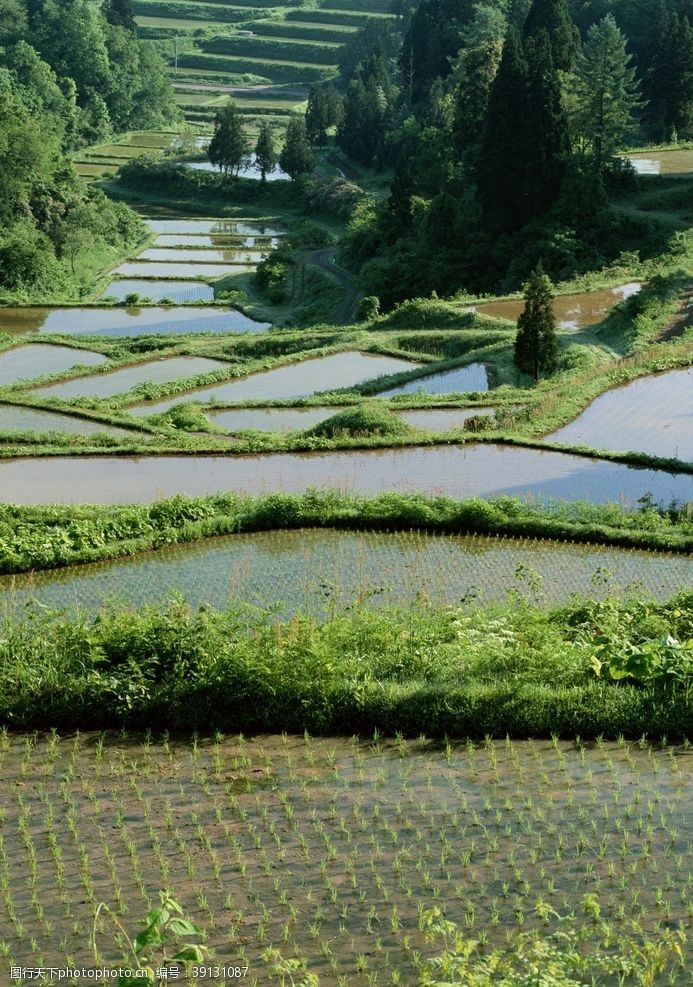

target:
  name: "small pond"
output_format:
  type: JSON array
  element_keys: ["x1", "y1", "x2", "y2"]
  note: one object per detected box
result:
[
  {"x1": 0, "y1": 405, "x2": 135, "y2": 438},
  {"x1": 0, "y1": 344, "x2": 106, "y2": 387},
  {"x1": 139, "y1": 248, "x2": 267, "y2": 264},
  {"x1": 111, "y1": 262, "x2": 254, "y2": 278},
  {"x1": 31, "y1": 356, "x2": 228, "y2": 400},
  {"x1": 466, "y1": 284, "x2": 642, "y2": 330},
  {"x1": 0, "y1": 306, "x2": 270, "y2": 337},
  {"x1": 129, "y1": 352, "x2": 423, "y2": 415},
  {"x1": 547, "y1": 368, "x2": 693, "y2": 462},
  {"x1": 184, "y1": 155, "x2": 291, "y2": 181},
  {"x1": 2, "y1": 529, "x2": 689, "y2": 616},
  {"x1": 0, "y1": 445, "x2": 689, "y2": 505},
  {"x1": 379, "y1": 363, "x2": 489, "y2": 396},
  {"x1": 101, "y1": 280, "x2": 214, "y2": 302}
]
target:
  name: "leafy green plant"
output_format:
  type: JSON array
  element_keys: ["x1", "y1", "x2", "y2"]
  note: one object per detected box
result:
[
  {"x1": 92, "y1": 890, "x2": 206, "y2": 986},
  {"x1": 590, "y1": 632, "x2": 693, "y2": 692}
]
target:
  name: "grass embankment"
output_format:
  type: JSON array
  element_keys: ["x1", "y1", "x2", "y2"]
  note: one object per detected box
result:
[
  {"x1": 0, "y1": 588, "x2": 690, "y2": 736},
  {"x1": 1, "y1": 490, "x2": 691, "y2": 575}
]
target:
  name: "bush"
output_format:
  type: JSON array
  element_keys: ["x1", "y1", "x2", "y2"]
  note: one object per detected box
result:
[
  {"x1": 358, "y1": 295, "x2": 380, "y2": 321},
  {"x1": 304, "y1": 405, "x2": 412, "y2": 438}
]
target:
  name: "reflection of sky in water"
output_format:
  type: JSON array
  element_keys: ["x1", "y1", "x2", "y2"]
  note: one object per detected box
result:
[
  {"x1": 0, "y1": 445, "x2": 690, "y2": 505},
  {"x1": 0, "y1": 344, "x2": 106, "y2": 386},
  {"x1": 101, "y1": 280, "x2": 214, "y2": 302},
  {"x1": 2, "y1": 529, "x2": 690, "y2": 617},
  {"x1": 379, "y1": 364, "x2": 488, "y2": 396},
  {"x1": 184, "y1": 155, "x2": 290, "y2": 181}
]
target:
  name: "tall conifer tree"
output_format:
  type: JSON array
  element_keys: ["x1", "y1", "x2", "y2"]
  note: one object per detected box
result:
[
  {"x1": 514, "y1": 266, "x2": 558, "y2": 381},
  {"x1": 522, "y1": 0, "x2": 578, "y2": 70}
]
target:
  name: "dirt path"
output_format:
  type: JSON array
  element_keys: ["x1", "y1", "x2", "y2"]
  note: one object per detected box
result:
[
  {"x1": 656, "y1": 286, "x2": 693, "y2": 341},
  {"x1": 309, "y1": 248, "x2": 361, "y2": 323}
]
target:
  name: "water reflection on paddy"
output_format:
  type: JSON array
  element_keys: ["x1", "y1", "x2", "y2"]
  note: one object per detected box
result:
[
  {"x1": 153, "y1": 234, "x2": 281, "y2": 248},
  {"x1": 129, "y1": 352, "x2": 423, "y2": 415},
  {"x1": 112, "y1": 262, "x2": 254, "y2": 278},
  {"x1": 379, "y1": 363, "x2": 489, "y2": 396},
  {"x1": 0, "y1": 445, "x2": 689, "y2": 505},
  {"x1": 0, "y1": 344, "x2": 106, "y2": 386},
  {"x1": 139, "y1": 249, "x2": 267, "y2": 264},
  {"x1": 146, "y1": 220, "x2": 285, "y2": 236},
  {"x1": 0, "y1": 404, "x2": 134, "y2": 437},
  {"x1": 467, "y1": 284, "x2": 641, "y2": 329},
  {"x1": 3, "y1": 529, "x2": 689, "y2": 616},
  {"x1": 547, "y1": 369, "x2": 693, "y2": 462},
  {"x1": 31, "y1": 356, "x2": 228, "y2": 400},
  {"x1": 0, "y1": 307, "x2": 270, "y2": 337},
  {"x1": 101, "y1": 280, "x2": 214, "y2": 302},
  {"x1": 623, "y1": 149, "x2": 693, "y2": 175},
  {"x1": 208, "y1": 406, "x2": 497, "y2": 433}
]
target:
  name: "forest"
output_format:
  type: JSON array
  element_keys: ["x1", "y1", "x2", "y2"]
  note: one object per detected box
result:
[{"x1": 0, "y1": 0, "x2": 178, "y2": 299}]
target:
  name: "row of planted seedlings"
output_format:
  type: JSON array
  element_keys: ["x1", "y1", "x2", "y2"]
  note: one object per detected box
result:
[{"x1": 0, "y1": 729, "x2": 689, "y2": 984}]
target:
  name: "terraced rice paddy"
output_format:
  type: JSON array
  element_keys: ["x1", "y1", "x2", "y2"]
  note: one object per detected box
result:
[
  {"x1": 379, "y1": 363, "x2": 489, "y2": 396},
  {"x1": 0, "y1": 345, "x2": 106, "y2": 387},
  {"x1": 0, "y1": 405, "x2": 135, "y2": 438},
  {"x1": 0, "y1": 307, "x2": 270, "y2": 337},
  {"x1": 146, "y1": 220, "x2": 285, "y2": 236},
  {"x1": 153, "y1": 235, "x2": 281, "y2": 248},
  {"x1": 101, "y1": 280, "x2": 214, "y2": 302},
  {"x1": 623, "y1": 148, "x2": 693, "y2": 175},
  {"x1": 111, "y1": 262, "x2": 255, "y2": 279},
  {"x1": 0, "y1": 445, "x2": 690, "y2": 505},
  {"x1": 547, "y1": 368, "x2": 693, "y2": 462},
  {"x1": 185, "y1": 156, "x2": 291, "y2": 181},
  {"x1": 139, "y1": 249, "x2": 267, "y2": 263},
  {"x1": 207, "y1": 407, "x2": 497, "y2": 433},
  {"x1": 0, "y1": 732, "x2": 689, "y2": 984},
  {"x1": 128, "y1": 352, "x2": 423, "y2": 414},
  {"x1": 2, "y1": 528, "x2": 690, "y2": 615},
  {"x1": 466, "y1": 283, "x2": 642, "y2": 329},
  {"x1": 30, "y1": 356, "x2": 229, "y2": 401}
]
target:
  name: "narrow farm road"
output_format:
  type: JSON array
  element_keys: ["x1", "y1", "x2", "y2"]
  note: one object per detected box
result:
[{"x1": 309, "y1": 248, "x2": 362, "y2": 324}]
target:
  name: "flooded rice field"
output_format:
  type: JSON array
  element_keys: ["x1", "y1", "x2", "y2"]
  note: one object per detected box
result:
[
  {"x1": 0, "y1": 445, "x2": 690, "y2": 505},
  {"x1": 0, "y1": 405, "x2": 135, "y2": 437},
  {"x1": 139, "y1": 248, "x2": 268, "y2": 264},
  {"x1": 111, "y1": 262, "x2": 254, "y2": 278},
  {"x1": 153, "y1": 234, "x2": 281, "y2": 248},
  {"x1": 2, "y1": 528, "x2": 690, "y2": 615},
  {"x1": 548, "y1": 369, "x2": 693, "y2": 462},
  {"x1": 101, "y1": 280, "x2": 214, "y2": 302},
  {"x1": 128, "y1": 352, "x2": 423, "y2": 414},
  {"x1": 0, "y1": 344, "x2": 106, "y2": 387},
  {"x1": 30, "y1": 356, "x2": 228, "y2": 400},
  {"x1": 0, "y1": 732, "x2": 688, "y2": 985},
  {"x1": 207, "y1": 407, "x2": 497, "y2": 433},
  {"x1": 0, "y1": 306, "x2": 270, "y2": 337},
  {"x1": 467, "y1": 283, "x2": 642, "y2": 329},
  {"x1": 145, "y1": 219, "x2": 285, "y2": 236},
  {"x1": 379, "y1": 363, "x2": 489, "y2": 396},
  {"x1": 623, "y1": 148, "x2": 693, "y2": 174},
  {"x1": 184, "y1": 155, "x2": 291, "y2": 181}
]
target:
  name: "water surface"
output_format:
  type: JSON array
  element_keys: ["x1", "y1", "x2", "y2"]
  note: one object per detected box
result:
[
  {"x1": 184, "y1": 156, "x2": 290, "y2": 181},
  {"x1": 32, "y1": 357, "x2": 228, "y2": 400},
  {"x1": 623, "y1": 149, "x2": 693, "y2": 175},
  {"x1": 0, "y1": 345, "x2": 106, "y2": 387},
  {"x1": 101, "y1": 280, "x2": 214, "y2": 302},
  {"x1": 207, "y1": 406, "x2": 498, "y2": 433},
  {"x1": 547, "y1": 369, "x2": 693, "y2": 462},
  {"x1": 2, "y1": 529, "x2": 689, "y2": 615},
  {"x1": 0, "y1": 405, "x2": 134, "y2": 437},
  {"x1": 0, "y1": 307, "x2": 269, "y2": 337},
  {"x1": 399, "y1": 408, "x2": 495, "y2": 430},
  {"x1": 467, "y1": 284, "x2": 642, "y2": 330},
  {"x1": 140, "y1": 248, "x2": 267, "y2": 264},
  {"x1": 129, "y1": 352, "x2": 423, "y2": 415},
  {"x1": 380, "y1": 363, "x2": 489, "y2": 396},
  {"x1": 111, "y1": 262, "x2": 254, "y2": 278},
  {"x1": 154, "y1": 235, "x2": 281, "y2": 248},
  {"x1": 146, "y1": 220, "x2": 285, "y2": 236},
  {"x1": 0, "y1": 445, "x2": 689, "y2": 505}
]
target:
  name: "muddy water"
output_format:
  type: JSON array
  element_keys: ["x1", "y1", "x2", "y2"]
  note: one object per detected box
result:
[
  {"x1": 129, "y1": 352, "x2": 423, "y2": 415},
  {"x1": 0, "y1": 344, "x2": 106, "y2": 387},
  {"x1": 140, "y1": 248, "x2": 268, "y2": 263},
  {"x1": 31, "y1": 356, "x2": 228, "y2": 400},
  {"x1": 0, "y1": 445, "x2": 689, "y2": 505},
  {"x1": 0, "y1": 306, "x2": 270, "y2": 337},
  {"x1": 111, "y1": 262, "x2": 254, "y2": 278},
  {"x1": 379, "y1": 363, "x2": 489, "y2": 396},
  {"x1": 146, "y1": 220, "x2": 285, "y2": 236},
  {"x1": 623, "y1": 149, "x2": 693, "y2": 175},
  {"x1": 154, "y1": 235, "x2": 281, "y2": 248},
  {"x1": 468, "y1": 283, "x2": 641, "y2": 329},
  {"x1": 3, "y1": 529, "x2": 690, "y2": 615},
  {"x1": 0, "y1": 405, "x2": 134, "y2": 437},
  {"x1": 101, "y1": 280, "x2": 214, "y2": 302},
  {"x1": 547, "y1": 368, "x2": 693, "y2": 462}
]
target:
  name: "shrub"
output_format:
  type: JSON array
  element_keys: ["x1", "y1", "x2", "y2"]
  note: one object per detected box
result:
[{"x1": 304, "y1": 405, "x2": 412, "y2": 438}]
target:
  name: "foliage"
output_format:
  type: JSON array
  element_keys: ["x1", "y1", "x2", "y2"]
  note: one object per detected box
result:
[
  {"x1": 280, "y1": 117, "x2": 315, "y2": 181},
  {"x1": 514, "y1": 267, "x2": 559, "y2": 380},
  {"x1": 304, "y1": 404, "x2": 412, "y2": 438},
  {"x1": 208, "y1": 100, "x2": 250, "y2": 178},
  {"x1": 254, "y1": 120, "x2": 277, "y2": 182}
]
